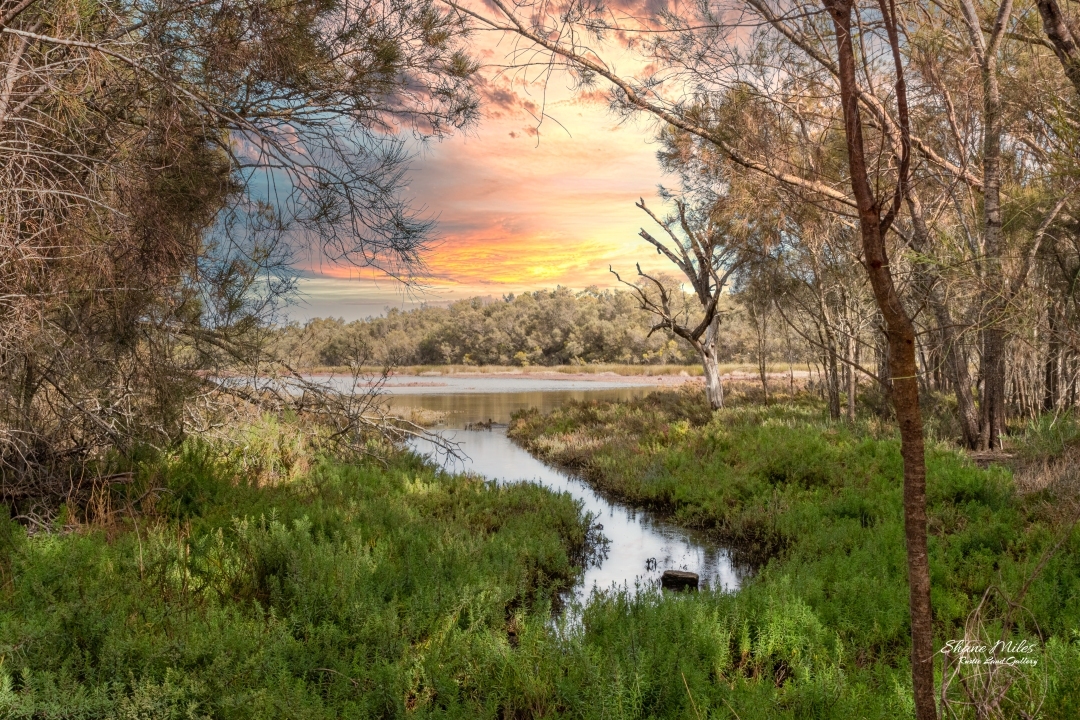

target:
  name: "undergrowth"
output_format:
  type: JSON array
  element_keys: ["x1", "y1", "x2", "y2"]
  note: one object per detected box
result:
[
  {"x1": 510, "y1": 389, "x2": 1080, "y2": 717},
  {"x1": 2, "y1": 394, "x2": 1079, "y2": 717},
  {"x1": 0, "y1": 443, "x2": 592, "y2": 718}
]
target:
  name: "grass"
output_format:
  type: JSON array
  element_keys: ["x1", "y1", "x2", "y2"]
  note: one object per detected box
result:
[
  {"x1": 509, "y1": 389, "x2": 1080, "y2": 717},
  {"x1": 3, "y1": 395, "x2": 1079, "y2": 717},
  {"x1": 0, "y1": 444, "x2": 594, "y2": 718}
]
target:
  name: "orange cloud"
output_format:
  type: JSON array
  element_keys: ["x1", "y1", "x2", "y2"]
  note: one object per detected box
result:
[{"x1": 291, "y1": 7, "x2": 689, "y2": 318}]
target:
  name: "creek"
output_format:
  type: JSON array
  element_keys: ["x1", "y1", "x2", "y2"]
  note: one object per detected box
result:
[{"x1": 381, "y1": 375, "x2": 745, "y2": 604}]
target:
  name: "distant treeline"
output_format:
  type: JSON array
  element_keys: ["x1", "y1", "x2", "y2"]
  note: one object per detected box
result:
[{"x1": 271, "y1": 287, "x2": 772, "y2": 368}]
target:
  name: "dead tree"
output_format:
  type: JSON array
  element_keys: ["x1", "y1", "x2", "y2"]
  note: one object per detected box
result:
[{"x1": 612, "y1": 198, "x2": 742, "y2": 409}]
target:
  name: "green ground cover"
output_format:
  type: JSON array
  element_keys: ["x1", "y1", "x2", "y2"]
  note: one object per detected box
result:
[
  {"x1": 2, "y1": 393, "x2": 1078, "y2": 718},
  {"x1": 509, "y1": 390, "x2": 1080, "y2": 717},
  {"x1": 0, "y1": 446, "x2": 593, "y2": 718}
]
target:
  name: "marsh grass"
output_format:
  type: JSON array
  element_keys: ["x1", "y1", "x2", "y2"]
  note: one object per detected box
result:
[
  {"x1": 3, "y1": 396, "x2": 1080, "y2": 717},
  {"x1": 510, "y1": 389, "x2": 1080, "y2": 717}
]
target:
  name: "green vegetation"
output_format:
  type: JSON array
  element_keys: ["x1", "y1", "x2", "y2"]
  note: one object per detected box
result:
[
  {"x1": 0, "y1": 444, "x2": 592, "y2": 717},
  {"x1": 4, "y1": 394, "x2": 1079, "y2": 717},
  {"x1": 272, "y1": 287, "x2": 777, "y2": 369},
  {"x1": 510, "y1": 390, "x2": 1080, "y2": 716}
]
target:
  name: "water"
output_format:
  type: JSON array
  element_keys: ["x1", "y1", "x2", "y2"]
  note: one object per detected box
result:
[{"x1": 386, "y1": 376, "x2": 743, "y2": 603}]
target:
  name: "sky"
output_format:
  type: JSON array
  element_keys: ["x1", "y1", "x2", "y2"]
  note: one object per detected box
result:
[{"x1": 288, "y1": 23, "x2": 677, "y2": 321}]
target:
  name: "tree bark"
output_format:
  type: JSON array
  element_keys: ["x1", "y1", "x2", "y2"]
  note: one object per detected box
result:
[
  {"x1": 979, "y1": 328, "x2": 1006, "y2": 449},
  {"x1": 1036, "y1": 0, "x2": 1080, "y2": 98},
  {"x1": 1044, "y1": 302, "x2": 1061, "y2": 411},
  {"x1": 846, "y1": 329, "x2": 856, "y2": 421},
  {"x1": 959, "y1": 0, "x2": 1013, "y2": 451},
  {"x1": 823, "y1": 1, "x2": 937, "y2": 716},
  {"x1": 757, "y1": 315, "x2": 770, "y2": 405},
  {"x1": 701, "y1": 315, "x2": 725, "y2": 409}
]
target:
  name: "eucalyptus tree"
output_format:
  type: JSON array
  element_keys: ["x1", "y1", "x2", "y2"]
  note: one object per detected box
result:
[{"x1": 442, "y1": 0, "x2": 937, "y2": 713}]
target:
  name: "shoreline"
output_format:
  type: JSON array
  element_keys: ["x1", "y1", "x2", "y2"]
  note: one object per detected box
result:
[{"x1": 298, "y1": 364, "x2": 810, "y2": 388}]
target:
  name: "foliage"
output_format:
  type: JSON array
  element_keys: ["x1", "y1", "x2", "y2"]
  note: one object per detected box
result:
[
  {"x1": 270, "y1": 286, "x2": 803, "y2": 369},
  {"x1": 0, "y1": 0, "x2": 478, "y2": 500},
  {"x1": 3, "y1": 400, "x2": 1080, "y2": 716},
  {"x1": 510, "y1": 391, "x2": 1080, "y2": 715},
  {"x1": 0, "y1": 443, "x2": 592, "y2": 717}
]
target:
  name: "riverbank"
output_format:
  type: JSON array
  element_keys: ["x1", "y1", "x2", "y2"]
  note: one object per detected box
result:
[
  {"x1": 299, "y1": 362, "x2": 802, "y2": 381},
  {"x1": 6, "y1": 392, "x2": 1076, "y2": 717},
  {"x1": 508, "y1": 389, "x2": 1080, "y2": 715},
  {"x1": 0, "y1": 442, "x2": 594, "y2": 716}
]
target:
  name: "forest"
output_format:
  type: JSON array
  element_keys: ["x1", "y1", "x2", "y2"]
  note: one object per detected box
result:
[
  {"x1": 271, "y1": 287, "x2": 770, "y2": 368},
  {"x1": 3, "y1": 0, "x2": 1080, "y2": 716}
]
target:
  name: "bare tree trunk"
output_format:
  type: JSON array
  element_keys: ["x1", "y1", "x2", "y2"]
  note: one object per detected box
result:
[
  {"x1": 960, "y1": 0, "x2": 1013, "y2": 451},
  {"x1": 908, "y1": 190, "x2": 980, "y2": 447},
  {"x1": 917, "y1": 338, "x2": 932, "y2": 398},
  {"x1": 1069, "y1": 348, "x2": 1078, "y2": 407},
  {"x1": 846, "y1": 329, "x2": 856, "y2": 421},
  {"x1": 785, "y1": 323, "x2": 795, "y2": 394},
  {"x1": 1044, "y1": 302, "x2": 1060, "y2": 411},
  {"x1": 758, "y1": 314, "x2": 770, "y2": 405},
  {"x1": 817, "y1": 295, "x2": 843, "y2": 419},
  {"x1": 827, "y1": 345, "x2": 842, "y2": 419},
  {"x1": 701, "y1": 315, "x2": 725, "y2": 409},
  {"x1": 932, "y1": 297, "x2": 979, "y2": 446},
  {"x1": 824, "y1": 1, "x2": 937, "y2": 716},
  {"x1": 877, "y1": 327, "x2": 892, "y2": 393},
  {"x1": 979, "y1": 329, "x2": 1007, "y2": 449}
]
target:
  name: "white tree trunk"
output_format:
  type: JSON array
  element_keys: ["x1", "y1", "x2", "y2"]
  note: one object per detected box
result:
[{"x1": 701, "y1": 316, "x2": 724, "y2": 410}]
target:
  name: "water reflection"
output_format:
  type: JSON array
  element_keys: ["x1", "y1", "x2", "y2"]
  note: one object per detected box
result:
[
  {"x1": 386, "y1": 385, "x2": 658, "y2": 428},
  {"x1": 411, "y1": 429, "x2": 742, "y2": 603},
  {"x1": 386, "y1": 378, "x2": 743, "y2": 601}
]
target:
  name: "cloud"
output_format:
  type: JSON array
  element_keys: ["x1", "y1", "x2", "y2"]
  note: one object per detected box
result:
[
  {"x1": 291, "y1": 6, "x2": 683, "y2": 317},
  {"x1": 575, "y1": 88, "x2": 611, "y2": 106}
]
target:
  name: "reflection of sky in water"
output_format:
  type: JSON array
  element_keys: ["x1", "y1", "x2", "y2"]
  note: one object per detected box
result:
[
  {"x1": 410, "y1": 425, "x2": 743, "y2": 605},
  {"x1": 375, "y1": 377, "x2": 665, "y2": 429}
]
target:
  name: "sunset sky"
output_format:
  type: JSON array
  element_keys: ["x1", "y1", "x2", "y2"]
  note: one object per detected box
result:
[{"x1": 291, "y1": 28, "x2": 675, "y2": 320}]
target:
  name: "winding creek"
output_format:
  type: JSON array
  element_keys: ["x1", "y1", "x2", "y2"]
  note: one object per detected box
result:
[{"x1": 376, "y1": 375, "x2": 745, "y2": 604}]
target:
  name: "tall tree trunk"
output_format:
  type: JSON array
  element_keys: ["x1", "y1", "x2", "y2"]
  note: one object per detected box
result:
[
  {"x1": 824, "y1": 1, "x2": 937, "y2": 716},
  {"x1": 758, "y1": 319, "x2": 770, "y2": 405},
  {"x1": 846, "y1": 329, "x2": 856, "y2": 421},
  {"x1": 907, "y1": 192, "x2": 980, "y2": 447},
  {"x1": 785, "y1": 323, "x2": 795, "y2": 394},
  {"x1": 979, "y1": 328, "x2": 1007, "y2": 449},
  {"x1": 827, "y1": 344, "x2": 842, "y2": 419},
  {"x1": 1044, "y1": 302, "x2": 1060, "y2": 411},
  {"x1": 961, "y1": 0, "x2": 1013, "y2": 451}
]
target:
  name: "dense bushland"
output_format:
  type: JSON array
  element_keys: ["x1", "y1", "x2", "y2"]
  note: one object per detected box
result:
[{"x1": 271, "y1": 287, "x2": 786, "y2": 369}]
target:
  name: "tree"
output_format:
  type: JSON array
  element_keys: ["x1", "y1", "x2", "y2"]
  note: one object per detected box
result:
[
  {"x1": 444, "y1": 0, "x2": 937, "y2": 713},
  {"x1": 613, "y1": 197, "x2": 743, "y2": 409},
  {"x1": 0, "y1": 0, "x2": 479, "y2": 499}
]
